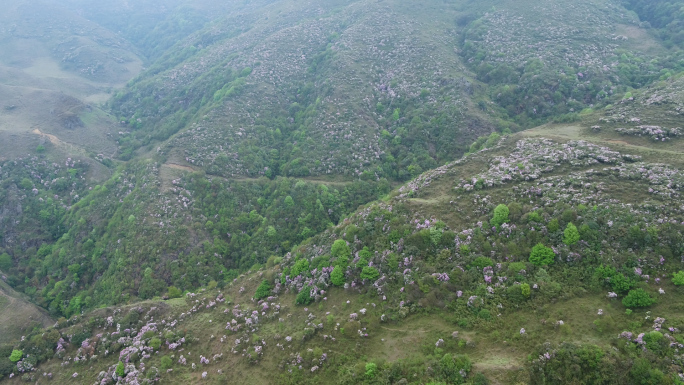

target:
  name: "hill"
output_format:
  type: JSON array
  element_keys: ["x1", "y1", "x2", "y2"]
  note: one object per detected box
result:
[
  {"x1": 3, "y1": 129, "x2": 684, "y2": 383},
  {"x1": 1, "y1": 0, "x2": 684, "y2": 384}
]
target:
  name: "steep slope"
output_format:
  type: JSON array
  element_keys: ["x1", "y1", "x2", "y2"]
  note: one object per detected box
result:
[
  {"x1": 1, "y1": 1, "x2": 684, "y2": 379},
  {"x1": 460, "y1": 0, "x2": 683, "y2": 125},
  {"x1": 0, "y1": 278, "x2": 53, "y2": 345},
  {"x1": 110, "y1": 0, "x2": 498, "y2": 177},
  {"x1": 3, "y1": 131, "x2": 684, "y2": 384}
]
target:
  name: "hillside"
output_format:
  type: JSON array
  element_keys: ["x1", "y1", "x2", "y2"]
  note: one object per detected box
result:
[
  {"x1": 1, "y1": 0, "x2": 684, "y2": 384},
  {"x1": 3, "y1": 129, "x2": 684, "y2": 384},
  {"x1": 0, "y1": 277, "x2": 53, "y2": 345}
]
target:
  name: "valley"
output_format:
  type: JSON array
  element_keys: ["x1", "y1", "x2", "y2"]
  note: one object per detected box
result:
[{"x1": 0, "y1": 0, "x2": 683, "y2": 384}]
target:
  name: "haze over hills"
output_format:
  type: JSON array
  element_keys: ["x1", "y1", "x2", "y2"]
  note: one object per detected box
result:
[{"x1": 0, "y1": 0, "x2": 683, "y2": 384}]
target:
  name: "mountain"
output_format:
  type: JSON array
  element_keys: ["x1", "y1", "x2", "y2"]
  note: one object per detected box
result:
[{"x1": 0, "y1": 0, "x2": 684, "y2": 384}]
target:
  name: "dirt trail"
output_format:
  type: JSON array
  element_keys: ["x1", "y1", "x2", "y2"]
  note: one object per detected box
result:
[
  {"x1": 32, "y1": 128, "x2": 86, "y2": 155},
  {"x1": 164, "y1": 163, "x2": 198, "y2": 172},
  {"x1": 160, "y1": 161, "x2": 358, "y2": 187}
]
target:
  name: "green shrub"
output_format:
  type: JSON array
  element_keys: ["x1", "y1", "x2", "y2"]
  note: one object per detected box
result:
[
  {"x1": 167, "y1": 286, "x2": 182, "y2": 299},
  {"x1": 610, "y1": 273, "x2": 634, "y2": 293},
  {"x1": 478, "y1": 309, "x2": 492, "y2": 320},
  {"x1": 116, "y1": 361, "x2": 125, "y2": 377},
  {"x1": 491, "y1": 204, "x2": 510, "y2": 228},
  {"x1": 672, "y1": 271, "x2": 684, "y2": 286},
  {"x1": 330, "y1": 265, "x2": 345, "y2": 286},
  {"x1": 149, "y1": 337, "x2": 162, "y2": 350},
  {"x1": 528, "y1": 211, "x2": 542, "y2": 223},
  {"x1": 622, "y1": 289, "x2": 655, "y2": 308},
  {"x1": 521, "y1": 283, "x2": 531, "y2": 298},
  {"x1": 508, "y1": 262, "x2": 526, "y2": 274},
  {"x1": 160, "y1": 356, "x2": 173, "y2": 370},
  {"x1": 470, "y1": 256, "x2": 493, "y2": 270},
  {"x1": 439, "y1": 353, "x2": 472, "y2": 384},
  {"x1": 0, "y1": 253, "x2": 11, "y2": 271},
  {"x1": 290, "y1": 258, "x2": 310, "y2": 277},
  {"x1": 296, "y1": 286, "x2": 314, "y2": 305},
  {"x1": 365, "y1": 362, "x2": 378, "y2": 378},
  {"x1": 547, "y1": 218, "x2": 560, "y2": 232},
  {"x1": 9, "y1": 349, "x2": 22, "y2": 362},
  {"x1": 331, "y1": 239, "x2": 351, "y2": 266},
  {"x1": 563, "y1": 223, "x2": 580, "y2": 245},
  {"x1": 356, "y1": 247, "x2": 372, "y2": 267},
  {"x1": 529, "y1": 243, "x2": 555, "y2": 266},
  {"x1": 254, "y1": 279, "x2": 273, "y2": 300},
  {"x1": 642, "y1": 331, "x2": 664, "y2": 353},
  {"x1": 0, "y1": 358, "x2": 13, "y2": 377},
  {"x1": 360, "y1": 266, "x2": 380, "y2": 281}
]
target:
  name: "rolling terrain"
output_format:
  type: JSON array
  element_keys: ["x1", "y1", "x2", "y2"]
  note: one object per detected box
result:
[{"x1": 0, "y1": 0, "x2": 683, "y2": 384}]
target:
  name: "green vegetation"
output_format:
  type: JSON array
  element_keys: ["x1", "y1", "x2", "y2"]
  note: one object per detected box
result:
[
  {"x1": 330, "y1": 265, "x2": 346, "y2": 286},
  {"x1": 254, "y1": 279, "x2": 273, "y2": 300},
  {"x1": 673, "y1": 271, "x2": 684, "y2": 286},
  {"x1": 115, "y1": 361, "x2": 125, "y2": 377},
  {"x1": 529, "y1": 244, "x2": 555, "y2": 266},
  {"x1": 623, "y1": 0, "x2": 684, "y2": 48},
  {"x1": 9, "y1": 349, "x2": 22, "y2": 363},
  {"x1": 622, "y1": 289, "x2": 656, "y2": 308},
  {"x1": 563, "y1": 223, "x2": 580, "y2": 246},
  {"x1": 0, "y1": 253, "x2": 11, "y2": 272},
  {"x1": 1, "y1": 0, "x2": 684, "y2": 383},
  {"x1": 491, "y1": 204, "x2": 509, "y2": 228}
]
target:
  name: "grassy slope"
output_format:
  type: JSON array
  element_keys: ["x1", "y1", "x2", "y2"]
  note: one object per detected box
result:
[
  {"x1": 5, "y1": 111, "x2": 684, "y2": 383},
  {"x1": 0, "y1": 278, "x2": 53, "y2": 345}
]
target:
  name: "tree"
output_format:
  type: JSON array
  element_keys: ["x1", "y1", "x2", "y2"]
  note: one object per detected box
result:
[
  {"x1": 331, "y1": 239, "x2": 351, "y2": 266},
  {"x1": 330, "y1": 265, "x2": 345, "y2": 286},
  {"x1": 356, "y1": 247, "x2": 372, "y2": 268},
  {"x1": 9, "y1": 349, "x2": 22, "y2": 362},
  {"x1": 563, "y1": 223, "x2": 580, "y2": 245},
  {"x1": 19, "y1": 178, "x2": 32, "y2": 190},
  {"x1": 161, "y1": 355, "x2": 173, "y2": 370},
  {"x1": 167, "y1": 286, "x2": 182, "y2": 299},
  {"x1": 254, "y1": 279, "x2": 273, "y2": 300},
  {"x1": 290, "y1": 259, "x2": 310, "y2": 277},
  {"x1": 610, "y1": 273, "x2": 634, "y2": 293},
  {"x1": 296, "y1": 285, "x2": 314, "y2": 305},
  {"x1": 672, "y1": 271, "x2": 684, "y2": 286},
  {"x1": 149, "y1": 337, "x2": 162, "y2": 350},
  {"x1": 360, "y1": 266, "x2": 380, "y2": 281},
  {"x1": 491, "y1": 204, "x2": 510, "y2": 228},
  {"x1": 0, "y1": 253, "x2": 11, "y2": 271},
  {"x1": 439, "y1": 353, "x2": 472, "y2": 384},
  {"x1": 521, "y1": 283, "x2": 531, "y2": 298},
  {"x1": 622, "y1": 289, "x2": 655, "y2": 308},
  {"x1": 116, "y1": 361, "x2": 125, "y2": 377},
  {"x1": 529, "y1": 243, "x2": 555, "y2": 266},
  {"x1": 0, "y1": 358, "x2": 13, "y2": 377}
]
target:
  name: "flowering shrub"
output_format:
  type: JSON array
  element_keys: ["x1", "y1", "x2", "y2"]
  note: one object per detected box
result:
[{"x1": 615, "y1": 126, "x2": 682, "y2": 141}]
